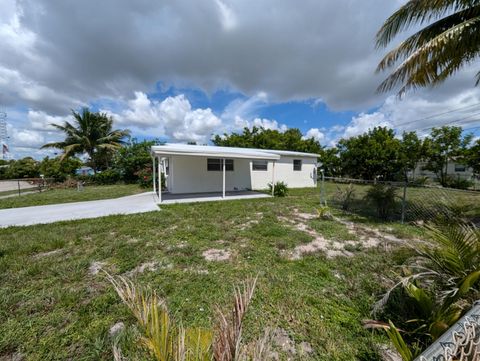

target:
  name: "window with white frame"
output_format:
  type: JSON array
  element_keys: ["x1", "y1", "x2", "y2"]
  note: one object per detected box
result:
[
  {"x1": 252, "y1": 160, "x2": 268, "y2": 171},
  {"x1": 455, "y1": 164, "x2": 466, "y2": 172},
  {"x1": 207, "y1": 158, "x2": 234, "y2": 171},
  {"x1": 293, "y1": 159, "x2": 302, "y2": 171}
]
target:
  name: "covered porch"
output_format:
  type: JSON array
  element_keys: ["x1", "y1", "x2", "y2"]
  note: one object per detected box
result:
[
  {"x1": 150, "y1": 144, "x2": 280, "y2": 204},
  {"x1": 158, "y1": 190, "x2": 270, "y2": 204}
]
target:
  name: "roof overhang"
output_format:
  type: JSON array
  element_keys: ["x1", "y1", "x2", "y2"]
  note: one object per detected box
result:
[{"x1": 151, "y1": 145, "x2": 280, "y2": 160}]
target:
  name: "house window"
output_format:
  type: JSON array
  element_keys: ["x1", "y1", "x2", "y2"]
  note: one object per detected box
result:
[
  {"x1": 293, "y1": 159, "x2": 302, "y2": 171},
  {"x1": 207, "y1": 158, "x2": 234, "y2": 171},
  {"x1": 455, "y1": 164, "x2": 466, "y2": 172},
  {"x1": 252, "y1": 160, "x2": 268, "y2": 171}
]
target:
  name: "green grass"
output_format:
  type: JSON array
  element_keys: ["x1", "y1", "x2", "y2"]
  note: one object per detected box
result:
[
  {"x1": 0, "y1": 187, "x2": 421, "y2": 360},
  {"x1": 0, "y1": 184, "x2": 144, "y2": 209}
]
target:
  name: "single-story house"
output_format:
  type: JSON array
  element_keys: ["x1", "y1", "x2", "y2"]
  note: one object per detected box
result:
[
  {"x1": 150, "y1": 143, "x2": 319, "y2": 203},
  {"x1": 75, "y1": 166, "x2": 95, "y2": 176}
]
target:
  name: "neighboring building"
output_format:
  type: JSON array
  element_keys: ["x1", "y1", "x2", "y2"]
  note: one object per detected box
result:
[
  {"x1": 410, "y1": 161, "x2": 475, "y2": 181},
  {"x1": 150, "y1": 143, "x2": 319, "y2": 202},
  {"x1": 75, "y1": 166, "x2": 95, "y2": 176}
]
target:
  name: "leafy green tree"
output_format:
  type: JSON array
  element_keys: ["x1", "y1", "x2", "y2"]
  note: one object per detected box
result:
[
  {"x1": 319, "y1": 147, "x2": 342, "y2": 177},
  {"x1": 41, "y1": 108, "x2": 130, "y2": 174},
  {"x1": 114, "y1": 139, "x2": 157, "y2": 183},
  {"x1": 212, "y1": 127, "x2": 322, "y2": 154},
  {"x1": 4, "y1": 157, "x2": 40, "y2": 179},
  {"x1": 466, "y1": 138, "x2": 480, "y2": 175},
  {"x1": 398, "y1": 131, "x2": 425, "y2": 181},
  {"x1": 338, "y1": 127, "x2": 401, "y2": 180},
  {"x1": 423, "y1": 126, "x2": 472, "y2": 186},
  {"x1": 376, "y1": 0, "x2": 480, "y2": 94},
  {"x1": 39, "y1": 156, "x2": 82, "y2": 182}
]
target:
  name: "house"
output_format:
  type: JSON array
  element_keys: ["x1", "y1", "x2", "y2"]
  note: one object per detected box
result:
[
  {"x1": 150, "y1": 143, "x2": 319, "y2": 203},
  {"x1": 75, "y1": 166, "x2": 95, "y2": 176},
  {"x1": 410, "y1": 161, "x2": 475, "y2": 182}
]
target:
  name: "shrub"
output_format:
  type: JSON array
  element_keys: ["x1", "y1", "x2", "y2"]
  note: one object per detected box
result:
[
  {"x1": 93, "y1": 169, "x2": 121, "y2": 185},
  {"x1": 268, "y1": 181, "x2": 288, "y2": 197},
  {"x1": 365, "y1": 184, "x2": 397, "y2": 220},
  {"x1": 335, "y1": 183, "x2": 356, "y2": 211},
  {"x1": 443, "y1": 176, "x2": 474, "y2": 190},
  {"x1": 136, "y1": 166, "x2": 165, "y2": 189}
]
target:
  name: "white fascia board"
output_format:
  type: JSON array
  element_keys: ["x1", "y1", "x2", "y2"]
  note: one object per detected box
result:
[{"x1": 151, "y1": 148, "x2": 280, "y2": 160}]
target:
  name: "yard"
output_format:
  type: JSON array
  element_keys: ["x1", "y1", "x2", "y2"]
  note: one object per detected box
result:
[
  {"x1": 0, "y1": 186, "x2": 425, "y2": 360},
  {"x1": 0, "y1": 184, "x2": 144, "y2": 209}
]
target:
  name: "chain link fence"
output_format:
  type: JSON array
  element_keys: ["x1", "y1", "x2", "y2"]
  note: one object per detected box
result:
[
  {"x1": 0, "y1": 178, "x2": 54, "y2": 198},
  {"x1": 322, "y1": 176, "x2": 480, "y2": 224}
]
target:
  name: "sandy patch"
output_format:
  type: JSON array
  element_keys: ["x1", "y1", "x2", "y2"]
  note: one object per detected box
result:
[
  {"x1": 124, "y1": 260, "x2": 173, "y2": 276},
  {"x1": 202, "y1": 248, "x2": 231, "y2": 261},
  {"x1": 271, "y1": 328, "x2": 314, "y2": 357},
  {"x1": 89, "y1": 261, "x2": 107, "y2": 275},
  {"x1": 109, "y1": 322, "x2": 125, "y2": 336},
  {"x1": 237, "y1": 212, "x2": 264, "y2": 230},
  {"x1": 33, "y1": 249, "x2": 63, "y2": 259},
  {"x1": 278, "y1": 208, "x2": 410, "y2": 260}
]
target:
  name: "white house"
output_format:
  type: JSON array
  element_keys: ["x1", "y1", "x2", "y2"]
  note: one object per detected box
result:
[{"x1": 150, "y1": 143, "x2": 319, "y2": 203}]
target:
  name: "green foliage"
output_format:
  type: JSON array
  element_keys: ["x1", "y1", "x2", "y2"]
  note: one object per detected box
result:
[
  {"x1": 365, "y1": 184, "x2": 397, "y2": 219},
  {"x1": 376, "y1": 0, "x2": 480, "y2": 94},
  {"x1": 442, "y1": 175, "x2": 474, "y2": 190},
  {"x1": 338, "y1": 127, "x2": 401, "y2": 180},
  {"x1": 466, "y1": 138, "x2": 480, "y2": 175},
  {"x1": 114, "y1": 139, "x2": 157, "y2": 183},
  {"x1": 212, "y1": 126, "x2": 322, "y2": 154},
  {"x1": 335, "y1": 183, "x2": 356, "y2": 211},
  {"x1": 41, "y1": 107, "x2": 130, "y2": 173},
  {"x1": 319, "y1": 147, "x2": 342, "y2": 177},
  {"x1": 3, "y1": 157, "x2": 40, "y2": 179},
  {"x1": 268, "y1": 181, "x2": 288, "y2": 197},
  {"x1": 422, "y1": 126, "x2": 473, "y2": 186},
  {"x1": 93, "y1": 169, "x2": 121, "y2": 185},
  {"x1": 39, "y1": 156, "x2": 82, "y2": 182},
  {"x1": 316, "y1": 206, "x2": 332, "y2": 220},
  {"x1": 399, "y1": 131, "x2": 425, "y2": 181}
]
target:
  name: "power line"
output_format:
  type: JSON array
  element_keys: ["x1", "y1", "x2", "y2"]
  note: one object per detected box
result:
[{"x1": 391, "y1": 101, "x2": 480, "y2": 128}]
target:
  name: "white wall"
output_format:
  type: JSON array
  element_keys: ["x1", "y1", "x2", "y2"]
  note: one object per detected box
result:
[
  {"x1": 166, "y1": 155, "x2": 317, "y2": 194},
  {"x1": 168, "y1": 155, "x2": 252, "y2": 194},
  {"x1": 250, "y1": 156, "x2": 317, "y2": 189}
]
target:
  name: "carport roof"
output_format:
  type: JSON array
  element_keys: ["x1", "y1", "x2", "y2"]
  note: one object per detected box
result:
[{"x1": 151, "y1": 143, "x2": 320, "y2": 160}]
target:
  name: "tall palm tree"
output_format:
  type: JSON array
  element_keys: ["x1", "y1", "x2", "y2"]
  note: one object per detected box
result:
[
  {"x1": 376, "y1": 0, "x2": 480, "y2": 95},
  {"x1": 42, "y1": 108, "x2": 130, "y2": 173}
]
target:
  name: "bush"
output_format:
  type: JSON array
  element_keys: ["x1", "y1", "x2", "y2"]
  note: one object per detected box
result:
[
  {"x1": 365, "y1": 184, "x2": 397, "y2": 220},
  {"x1": 268, "y1": 181, "x2": 288, "y2": 197},
  {"x1": 335, "y1": 183, "x2": 356, "y2": 211},
  {"x1": 443, "y1": 176, "x2": 474, "y2": 190},
  {"x1": 93, "y1": 169, "x2": 121, "y2": 185}
]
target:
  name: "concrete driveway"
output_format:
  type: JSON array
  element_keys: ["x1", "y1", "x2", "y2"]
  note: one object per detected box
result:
[{"x1": 0, "y1": 192, "x2": 159, "y2": 228}]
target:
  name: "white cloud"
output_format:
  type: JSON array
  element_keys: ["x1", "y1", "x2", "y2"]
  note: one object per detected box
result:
[
  {"x1": 10, "y1": 129, "x2": 45, "y2": 149},
  {"x1": 303, "y1": 128, "x2": 325, "y2": 142},
  {"x1": 342, "y1": 112, "x2": 393, "y2": 139},
  {"x1": 106, "y1": 92, "x2": 221, "y2": 143}
]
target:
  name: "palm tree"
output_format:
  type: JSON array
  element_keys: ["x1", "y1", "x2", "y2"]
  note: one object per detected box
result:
[
  {"x1": 41, "y1": 108, "x2": 130, "y2": 173},
  {"x1": 376, "y1": 0, "x2": 480, "y2": 94}
]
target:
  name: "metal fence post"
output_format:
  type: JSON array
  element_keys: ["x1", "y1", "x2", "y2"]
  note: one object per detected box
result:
[
  {"x1": 17, "y1": 179, "x2": 20, "y2": 196},
  {"x1": 320, "y1": 169, "x2": 326, "y2": 206},
  {"x1": 401, "y1": 182, "x2": 407, "y2": 224}
]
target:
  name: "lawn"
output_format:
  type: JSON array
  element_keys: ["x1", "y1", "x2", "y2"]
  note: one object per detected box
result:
[
  {"x1": 0, "y1": 184, "x2": 144, "y2": 209},
  {"x1": 0, "y1": 187, "x2": 421, "y2": 360}
]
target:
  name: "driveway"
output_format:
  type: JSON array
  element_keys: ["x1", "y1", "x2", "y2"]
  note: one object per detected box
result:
[{"x1": 0, "y1": 192, "x2": 159, "y2": 228}]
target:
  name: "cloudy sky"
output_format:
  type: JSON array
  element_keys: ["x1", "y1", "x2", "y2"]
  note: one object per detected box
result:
[{"x1": 1, "y1": 0, "x2": 480, "y2": 158}]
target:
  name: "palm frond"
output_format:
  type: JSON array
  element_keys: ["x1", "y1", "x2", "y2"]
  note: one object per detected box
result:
[
  {"x1": 376, "y1": 0, "x2": 480, "y2": 48},
  {"x1": 213, "y1": 277, "x2": 258, "y2": 361}
]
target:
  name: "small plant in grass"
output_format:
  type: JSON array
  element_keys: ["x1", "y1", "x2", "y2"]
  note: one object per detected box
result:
[
  {"x1": 268, "y1": 181, "x2": 288, "y2": 197},
  {"x1": 316, "y1": 206, "x2": 333, "y2": 220},
  {"x1": 107, "y1": 273, "x2": 273, "y2": 361},
  {"x1": 335, "y1": 183, "x2": 356, "y2": 211},
  {"x1": 365, "y1": 184, "x2": 397, "y2": 220}
]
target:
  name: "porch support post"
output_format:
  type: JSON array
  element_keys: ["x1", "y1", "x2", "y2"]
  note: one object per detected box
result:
[
  {"x1": 271, "y1": 160, "x2": 276, "y2": 196},
  {"x1": 222, "y1": 158, "x2": 226, "y2": 198},
  {"x1": 152, "y1": 156, "x2": 156, "y2": 196},
  {"x1": 158, "y1": 157, "x2": 162, "y2": 204}
]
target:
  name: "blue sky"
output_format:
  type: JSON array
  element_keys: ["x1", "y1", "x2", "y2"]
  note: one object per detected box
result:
[{"x1": 1, "y1": 0, "x2": 480, "y2": 159}]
